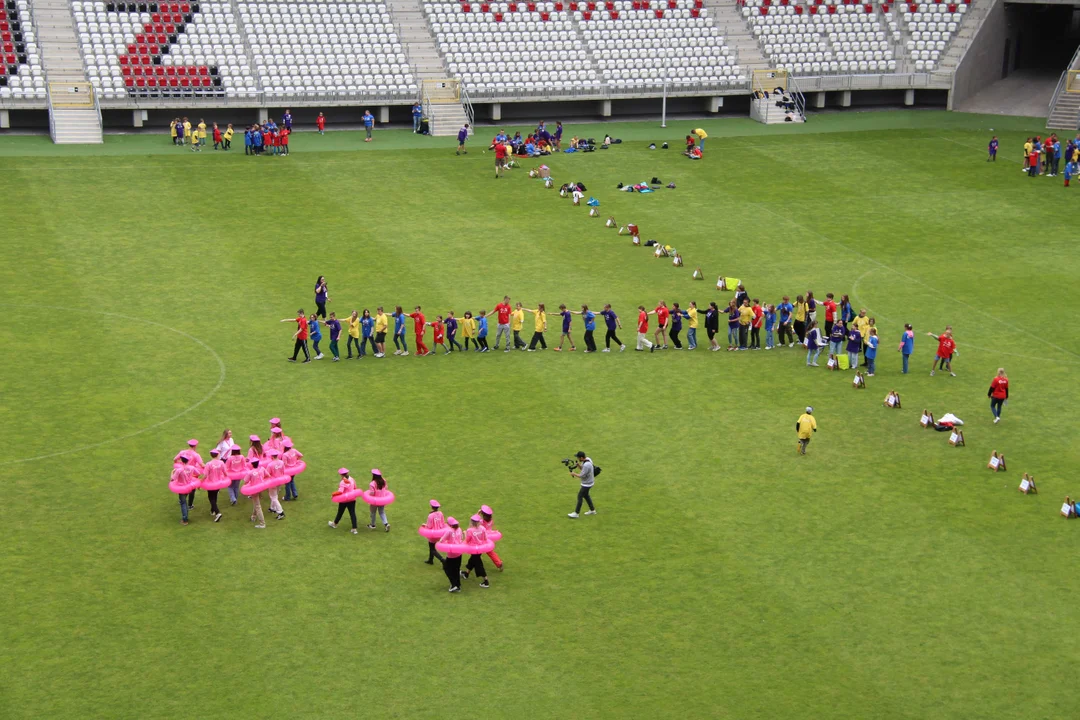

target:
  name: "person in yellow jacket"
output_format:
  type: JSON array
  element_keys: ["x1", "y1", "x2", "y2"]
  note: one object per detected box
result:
[
  {"x1": 183, "y1": 117, "x2": 191, "y2": 144},
  {"x1": 223, "y1": 123, "x2": 234, "y2": 150},
  {"x1": 197, "y1": 119, "x2": 207, "y2": 144},
  {"x1": 460, "y1": 311, "x2": 479, "y2": 351},
  {"x1": 796, "y1": 406, "x2": 817, "y2": 455},
  {"x1": 190, "y1": 125, "x2": 201, "y2": 152},
  {"x1": 169, "y1": 119, "x2": 178, "y2": 145},
  {"x1": 511, "y1": 302, "x2": 526, "y2": 350},
  {"x1": 524, "y1": 303, "x2": 547, "y2": 351},
  {"x1": 692, "y1": 127, "x2": 708, "y2": 152},
  {"x1": 373, "y1": 306, "x2": 390, "y2": 358},
  {"x1": 345, "y1": 310, "x2": 361, "y2": 359}
]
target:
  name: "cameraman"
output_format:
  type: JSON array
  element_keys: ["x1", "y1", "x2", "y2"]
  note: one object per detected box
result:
[{"x1": 567, "y1": 451, "x2": 597, "y2": 518}]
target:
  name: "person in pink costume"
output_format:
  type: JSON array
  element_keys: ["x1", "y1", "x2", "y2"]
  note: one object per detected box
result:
[
  {"x1": 264, "y1": 449, "x2": 286, "y2": 520},
  {"x1": 171, "y1": 455, "x2": 199, "y2": 525},
  {"x1": 244, "y1": 459, "x2": 266, "y2": 528},
  {"x1": 328, "y1": 468, "x2": 359, "y2": 534},
  {"x1": 281, "y1": 440, "x2": 303, "y2": 502},
  {"x1": 366, "y1": 469, "x2": 390, "y2": 532},
  {"x1": 224, "y1": 445, "x2": 250, "y2": 505},
  {"x1": 268, "y1": 418, "x2": 292, "y2": 449},
  {"x1": 266, "y1": 425, "x2": 287, "y2": 456},
  {"x1": 460, "y1": 514, "x2": 491, "y2": 588},
  {"x1": 247, "y1": 435, "x2": 266, "y2": 465},
  {"x1": 174, "y1": 439, "x2": 203, "y2": 510},
  {"x1": 478, "y1": 504, "x2": 503, "y2": 571},
  {"x1": 439, "y1": 518, "x2": 464, "y2": 592},
  {"x1": 422, "y1": 499, "x2": 446, "y2": 565},
  {"x1": 200, "y1": 448, "x2": 226, "y2": 522}
]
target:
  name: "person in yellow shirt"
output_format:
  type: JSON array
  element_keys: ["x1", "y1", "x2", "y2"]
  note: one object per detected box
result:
[
  {"x1": 190, "y1": 125, "x2": 201, "y2": 152},
  {"x1": 692, "y1": 127, "x2": 708, "y2": 152},
  {"x1": 223, "y1": 123, "x2": 234, "y2": 150},
  {"x1": 796, "y1": 407, "x2": 817, "y2": 455},
  {"x1": 852, "y1": 309, "x2": 871, "y2": 360},
  {"x1": 170, "y1": 119, "x2": 178, "y2": 145},
  {"x1": 793, "y1": 294, "x2": 809, "y2": 344},
  {"x1": 524, "y1": 303, "x2": 547, "y2": 351},
  {"x1": 373, "y1": 306, "x2": 390, "y2": 358},
  {"x1": 461, "y1": 311, "x2": 479, "y2": 351},
  {"x1": 345, "y1": 310, "x2": 361, "y2": 359},
  {"x1": 737, "y1": 299, "x2": 754, "y2": 350},
  {"x1": 183, "y1": 117, "x2": 191, "y2": 144},
  {"x1": 197, "y1": 119, "x2": 207, "y2": 144},
  {"x1": 511, "y1": 302, "x2": 526, "y2": 350},
  {"x1": 685, "y1": 301, "x2": 699, "y2": 350}
]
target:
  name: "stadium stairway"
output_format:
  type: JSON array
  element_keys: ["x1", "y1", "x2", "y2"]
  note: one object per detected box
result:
[
  {"x1": 705, "y1": 0, "x2": 768, "y2": 73},
  {"x1": 386, "y1": 0, "x2": 448, "y2": 82},
  {"x1": 32, "y1": 0, "x2": 103, "y2": 142}
]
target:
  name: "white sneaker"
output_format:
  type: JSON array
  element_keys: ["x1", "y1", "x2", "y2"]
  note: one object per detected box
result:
[
  {"x1": 375, "y1": 353, "x2": 385, "y2": 358},
  {"x1": 994, "y1": 416, "x2": 1000, "y2": 424},
  {"x1": 567, "y1": 512, "x2": 579, "y2": 518},
  {"x1": 620, "y1": 345, "x2": 626, "y2": 352},
  {"x1": 584, "y1": 510, "x2": 597, "y2": 515},
  {"x1": 328, "y1": 521, "x2": 337, "y2": 528},
  {"x1": 393, "y1": 350, "x2": 401, "y2": 355},
  {"x1": 449, "y1": 586, "x2": 460, "y2": 593},
  {"x1": 602, "y1": 348, "x2": 610, "y2": 352},
  {"x1": 401, "y1": 351, "x2": 409, "y2": 356},
  {"x1": 350, "y1": 528, "x2": 358, "y2": 534},
  {"x1": 315, "y1": 353, "x2": 324, "y2": 359},
  {"x1": 950, "y1": 372, "x2": 956, "y2": 377},
  {"x1": 255, "y1": 524, "x2": 265, "y2": 529}
]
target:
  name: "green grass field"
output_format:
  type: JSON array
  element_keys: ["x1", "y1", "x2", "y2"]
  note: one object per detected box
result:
[{"x1": 3, "y1": 110, "x2": 1079, "y2": 719}]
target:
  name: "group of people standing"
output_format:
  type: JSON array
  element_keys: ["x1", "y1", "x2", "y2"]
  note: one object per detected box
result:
[{"x1": 169, "y1": 117, "x2": 234, "y2": 151}]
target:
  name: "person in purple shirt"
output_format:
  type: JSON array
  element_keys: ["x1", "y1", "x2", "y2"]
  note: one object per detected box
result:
[
  {"x1": 282, "y1": 109, "x2": 293, "y2": 132},
  {"x1": 599, "y1": 304, "x2": 625, "y2": 352},
  {"x1": 556, "y1": 304, "x2": 576, "y2": 351},
  {"x1": 314, "y1": 275, "x2": 329, "y2": 318},
  {"x1": 325, "y1": 312, "x2": 342, "y2": 361},
  {"x1": 445, "y1": 312, "x2": 463, "y2": 351},
  {"x1": 668, "y1": 302, "x2": 684, "y2": 349},
  {"x1": 456, "y1": 123, "x2": 470, "y2": 155},
  {"x1": 553, "y1": 121, "x2": 564, "y2": 150},
  {"x1": 846, "y1": 324, "x2": 862, "y2": 369},
  {"x1": 828, "y1": 322, "x2": 845, "y2": 359}
]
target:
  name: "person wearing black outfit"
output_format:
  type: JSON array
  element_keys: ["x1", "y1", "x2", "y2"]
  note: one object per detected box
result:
[
  {"x1": 704, "y1": 301, "x2": 720, "y2": 351},
  {"x1": 439, "y1": 518, "x2": 464, "y2": 593},
  {"x1": 599, "y1": 304, "x2": 625, "y2": 352},
  {"x1": 668, "y1": 302, "x2": 684, "y2": 349}
]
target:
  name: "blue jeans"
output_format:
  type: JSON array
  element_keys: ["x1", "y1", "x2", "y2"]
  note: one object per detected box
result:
[
  {"x1": 687, "y1": 327, "x2": 697, "y2": 349},
  {"x1": 413, "y1": 115, "x2": 421, "y2": 132},
  {"x1": 393, "y1": 333, "x2": 408, "y2": 351},
  {"x1": 866, "y1": 357, "x2": 876, "y2": 374},
  {"x1": 806, "y1": 348, "x2": 821, "y2": 365},
  {"x1": 228, "y1": 478, "x2": 241, "y2": 503},
  {"x1": 178, "y1": 495, "x2": 189, "y2": 522},
  {"x1": 765, "y1": 328, "x2": 773, "y2": 348},
  {"x1": 699, "y1": 139, "x2": 705, "y2": 152},
  {"x1": 360, "y1": 336, "x2": 375, "y2": 355},
  {"x1": 848, "y1": 351, "x2": 858, "y2": 369},
  {"x1": 902, "y1": 353, "x2": 910, "y2": 373},
  {"x1": 284, "y1": 478, "x2": 298, "y2": 500},
  {"x1": 829, "y1": 340, "x2": 842, "y2": 356},
  {"x1": 990, "y1": 397, "x2": 1004, "y2": 418},
  {"x1": 727, "y1": 326, "x2": 738, "y2": 346}
]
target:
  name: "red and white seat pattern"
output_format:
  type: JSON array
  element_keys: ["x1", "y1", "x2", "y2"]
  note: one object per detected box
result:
[
  {"x1": 0, "y1": 0, "x2": 44, "y2": 101},
  {"x1": 72, "y1": 1, "x2": 252, "y2": 99}
]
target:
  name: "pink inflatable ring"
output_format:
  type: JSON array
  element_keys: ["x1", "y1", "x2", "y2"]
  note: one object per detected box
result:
[
  {"x1": 362, "y1": 490, "x2": 395, "y2": 507},
  {"x1": 201, "y1": 475, "x2": 231, "y2": 492},
  {"x1": 284, "y1": 461, "x2": 307, "y2": 477},
  {"x1": 417, "y1": 525, "x2": 446, "y2": 540},
  {"x1": 169, "y1": 479, "x2": 201, "y2": 495},
  {"x1": 226, "y1": 469, "x2": 249, "y2": 481},
  {"x1": 240, "y1": 478, "x2": 275, "y2": 496},
  {"x1": 436, "y1": 540, "x2": 495, "y2": 555},
  {"x1": 267, "y1": 472, "x2": 290, "y2": 489},
  {"x1": 333, "y1": 488, "x2": 365, "y2": 503},
  {"x1": 487, "y1": 530, "x2": 503, "y2": 542}
]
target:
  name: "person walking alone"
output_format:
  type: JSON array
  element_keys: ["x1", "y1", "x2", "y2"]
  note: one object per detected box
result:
[
  {"x1": 796, "y1": 407, "x2": 817, "y2": 455},
  {"x1": 567, "y1": 451, "x2": 597, "y2": 518},
  {"x1": 988, "y1": 368, "x2": 1009, "y2": 424},
  {"x1": 314, "y1": 276, "x2": 329, "y2": 318}
]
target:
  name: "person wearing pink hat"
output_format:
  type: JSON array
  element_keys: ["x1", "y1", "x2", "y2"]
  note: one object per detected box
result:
[
  {"x1": 224, "y1": 444, "x2": 249, "y2": 505},
  {"x1": 281, "y1": 440, "x2": 302, "y2": 502},
  {"x1": 439, "y1": 517, "x2": 464, "y2": 592},
  {"x1": 247, "y1": 435, "x2": 266, "y2": 465},
  {"x1": 478, "y1": 505, "x2": 503, "y2": 571},
  {"x1": 460, "y1": 515, "x2": 490, "y2": 588},
  {"x1": 329, "y1": 468, "x2": 359, "y2": 534},
  {"x1": 266, "y1": 425, "x2": 289, "y2": 456},
  {"x1": 244, "y1": 458, "x2": 266, "y2": 529},
  {"x1": 171, "y1": 455, "x2": 199, "y2": 525},
  {"x1": 422, "y1": 499, "x2": 446, "y2": 565},
  {"x1": 366, "y1": 469, "x2": 390, "y2": 532},
  {"x1": 174, "y1": 439, "x2": 203, "y2": 510},
  {"x1": 265, "y1": 450, "x2": 286, "y2": 520},
  {"x1": 200, "y1": 448, "x2": 226, "y2": 522}
]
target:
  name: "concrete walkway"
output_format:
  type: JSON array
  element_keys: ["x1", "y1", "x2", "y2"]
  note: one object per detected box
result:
[{"x1": 954, "y1": 69, "x2": 1060, "y2": 117}]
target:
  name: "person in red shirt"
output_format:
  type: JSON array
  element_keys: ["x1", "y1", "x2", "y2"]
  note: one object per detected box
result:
[
  {"x1": 988, "y1": 367, "x2": 1009, "y2": 423},
  {"x1": 494, "y1": 140, "x2": 508, "y2": 178},
  {"x1": 212, "y1": 122, "x2": 222, "y2": 150},
  {"x1": 427, "y1": 316, "x2": 449, "y2": 355},
  {"x1": 822, "y1": 293, "x2": 838, "y2": 336},
  {"x1": 750, "y1": 298, "x2": 764, "y2": 349},
  {"x1": 927, "y1": 327, "x2": 957, "y2": 376},
  {"x1": 492, "y1": 296, "x2": 513, "y2": 351},
  {"x1": 649, "y1": 301, "x2": 670, "y2": 349},
  {"x1": 280, "y1": 127, "x2": 290, "y2": 156},
  {"x1": 316, "y1": 112, "x2": 326, "y2": 134},
  {"x1": 281, "y1": 308, "x2": 311, "y2": 363},
  {"x1": 636, "y1": 306, "x2": 655, "y2": 352},
  {"x1": 409, "y1": 306, "x2": 429, "y2": 356}
]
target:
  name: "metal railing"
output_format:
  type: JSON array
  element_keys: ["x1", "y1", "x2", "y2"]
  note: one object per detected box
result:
[
  {"x1": 1047, "y1": 43, "x2": 1080, "y2": 118},
  {"x1": 789, "y1": 73, "x2": 806, "y2": 120},
  {"x1": 461, "y1": 84, "x2": 474, "y2": 128}
]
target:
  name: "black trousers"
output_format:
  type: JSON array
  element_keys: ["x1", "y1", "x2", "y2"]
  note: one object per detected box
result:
[
  {"x1": 478, "y1": 336, "x2": 489, "y2": 350},
  {"x1": 605, "y1": 329, "x2": 622, "y2": 348},
  {"x1": 444, "y1": 555, "x2": 462, "y2": 588},
  {"x1": 347, "y1": 336, "x2": 360, "y2": 356},
  {"x1": 316, "y1": 302, "x2": 326, "y2": 318},
  {"x1": 466, "y1": 554, "x2": 487, "y2": 577},
  {"x1": 794, "y1": 321, "x2": 806, "y2": 342},
  {"x1": 750, "y1": 327, "x2": 760, "y2": 348},
  {"x1": 529, "y1": 331, "x2": 547, "y2": 350},
  {"x1": 428, "y1": 541, "x2": 445, "y2": 562},
  {"x1": 778, "y1": 323, "x2": 793, "y2": 345},
  {"x1": 513, "y1": 330, "x2": 526, "y2": 349},
  {"x1": 575, "y1": 486, "x2": 595, "y2": 513},
  {"x1": 669, "y1": 327, "x2": 682, "y2": 348},
  {"x1": 584, "y1": 329, "x2": 597, "y2": 352},
  {"x1": 334, "y1": 500, "x2": 358, "y2": 529},
  {"x1": 207, "y1": 489, "x2": 220, "y2": 515},
  {"x1": 464, "y1": 337, "x2": 479, "y2": 350},
  {"x1": 292, "y1": 339, "x2": 310, "y2": 361},
  {"x1": 824, "y1": 320, "x2": 833, "y2": 337},
  {"x1": 738, "y1": 325, "x2": 748, "y2": 348}
]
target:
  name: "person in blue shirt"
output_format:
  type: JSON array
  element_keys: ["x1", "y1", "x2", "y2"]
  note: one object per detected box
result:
[
  {"x1": 444, "y1": 312, "x2": 462, "y2": 351},
  {"x1": 309, "y1": 313, "x2": 323, "y2": 360},
  {"x1": 840, "y1": 294, "x2": 855, "y2": 329},
  {"x1": 253, "y1": 126, "x2": 263, "y2": 155},
  {"x1": 362, "y1": 110, "x2": 374, "y2": 142},
  {"x1": 777, "y1": 296, "x2": 794, "y2": 347},
  {"x1": 244, "y1": 127, "x2": 252, "y2": 155},
  {"x1": 581, "y1": 305, "x2": 597, "y2": 352},
  {"x1": 477, "y1": 310, "x2": 490, "y2": 352},
  {"x1": 987, "y1": 135, "x2": 997, "y2": 162},
  {"x1": 899, "y1": 323, "x2": 915, "y2": 373},
  {"x1": 360, "y1": 309, "x2": 375, "y2": 357},
  {"x1": 556, "y1": 304, "x2": 576, "y2": 351},
  {"x1": 1066, "y1": 158, "x2": 1078, "y2": 188},
  {"x1": 1052, "y1": 139, "x2": 1062, "y2": 176},
  {"x1": 495, "y1": 130, "x2": 507, "y2": 143},
  {"x1": 764, "y1": 304, "x2": 776, "y2": 349},
  {"x1": 412, "y1": 102, "x2": 423, "y2": 133},
  {"x1": 865, "y1": 328, "x2": 879, "y2": 376},
  {"x1": 392, "y1": 306, "x2": 409, "y2": 356},
  {"x1": 525, "y1": 139, "x2": 537, "y2": 156},
  {"x1": 599, "y1": 304, "x2": 625, "y2": 352}
]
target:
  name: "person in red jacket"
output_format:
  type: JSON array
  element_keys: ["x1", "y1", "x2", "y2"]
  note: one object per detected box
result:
[
  {"x1": 822, "y1": 293, "x2": 837, "y2": 336},
  {"x1": 280, "y1": 127, "x2": 290, "y2": 156},
  {"x1": 750, "y1": 298, "x2": 764, "y2": 349},
  {"x1": 427, "y1": 316, "x2": 449, "y2": 355},
  {"x1": 927, "y1": 327, "x2": 957, "y2": 377},
  {"x1": 281, "y1": 308, "x2": 311, "y2": 363},
  {"x1": 988, "y1": 368, "x2": 1009, "y2": 423},
  {"x1": 408, "y1": 306, "x2": 429, "y2": 356},
  {"x1": 636, "y1": 306, "x2": 655, "y2": 352},
  {"x1": 650, "y1": 301, "x2": 670, "y2": 349},
  {"x1": 316, "y1": 112, "x2": 326, "y2": 134},
  {"x1": 212, "y1": 122, "x2": 223, "y2": 150}
]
